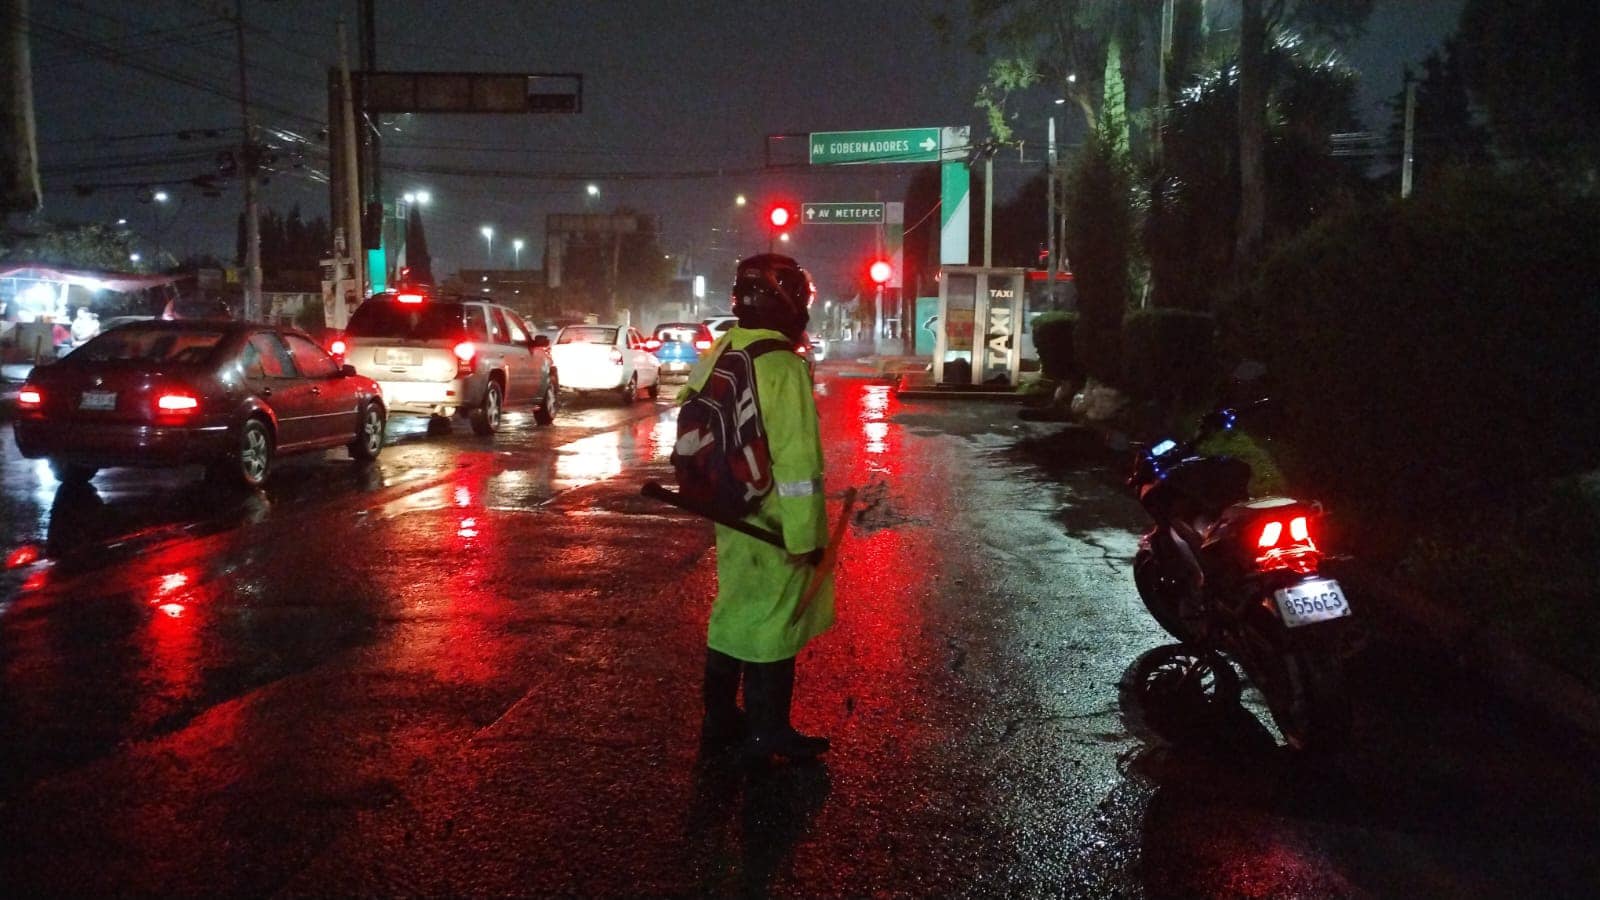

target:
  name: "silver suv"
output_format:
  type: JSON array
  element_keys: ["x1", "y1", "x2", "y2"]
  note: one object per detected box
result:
[{"x1": 340, "y1": 290, "x2": 558, "y2": 435}]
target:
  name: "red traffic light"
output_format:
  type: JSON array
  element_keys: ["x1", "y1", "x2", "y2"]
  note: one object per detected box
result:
[
  {"x1": 868, "y1": 260, "x2": 893, "y2": 285},
  {"x1": 768, "y1": 205, "x2": 793, "y2": 229}
]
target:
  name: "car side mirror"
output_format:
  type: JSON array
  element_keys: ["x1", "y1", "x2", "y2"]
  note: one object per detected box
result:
[
  {"x1": 341, "y1": 363, "x2": 358, "y2": 377},
  {"x1": 531, "y1": 334, "x2": 550, "y2": 349}
]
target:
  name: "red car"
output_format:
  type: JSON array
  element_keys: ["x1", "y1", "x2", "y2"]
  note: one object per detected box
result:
[{"x1": 13, "y1": 321, "x2": 386, "y2": 488}]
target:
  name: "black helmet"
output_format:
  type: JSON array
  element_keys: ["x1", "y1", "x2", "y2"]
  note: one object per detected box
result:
[{"x1": 730, "y1": 253, "x2": 813, "y2": 341}]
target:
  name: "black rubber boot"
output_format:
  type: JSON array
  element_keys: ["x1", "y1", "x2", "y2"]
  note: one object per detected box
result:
[
  {"x1": 700, "y1": 648, "x2": 748, "y2": 751},
  {"x1": 744, "y1": 657, "x2": 829, "y2": 761}
]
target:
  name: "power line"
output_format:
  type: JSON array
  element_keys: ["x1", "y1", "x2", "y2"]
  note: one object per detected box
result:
[{"x1": 26, "y1": 14, "x2": 323, "y2": 128}]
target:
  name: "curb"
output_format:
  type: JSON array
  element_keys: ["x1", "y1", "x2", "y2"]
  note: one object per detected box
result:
[{"x1": 1060, "y1": 416, "x2": 1600, "y2": 742}]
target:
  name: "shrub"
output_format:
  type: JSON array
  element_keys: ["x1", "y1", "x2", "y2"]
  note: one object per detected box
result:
[
  {"x1": 1031, "y1": 311, "x2": 1078, "y2": 381},
  {"x1": 1065, "y1": 129, "x2": 1133, "y2": 384},
  {"x1": 1121, "y1": 308, "x2": 1216, "y2": 411},
  {"x1": 1220, "y1": 170, "x2": 1600, "y2": 523}
]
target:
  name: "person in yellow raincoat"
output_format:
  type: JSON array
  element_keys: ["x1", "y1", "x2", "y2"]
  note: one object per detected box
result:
[{"x1": 680, "y1": 253, "x2": 833, "y2": 762}]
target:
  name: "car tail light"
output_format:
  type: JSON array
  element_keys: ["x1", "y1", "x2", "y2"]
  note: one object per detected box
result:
[
  {"x1": 153, "y1": 391, "x2": 201, "y2": 420},
  {"x1": 329, "y1": 338, "x2": 347, "y2": 356},
  {"x1": 644, "y1": 338, "x2": 661, "y2": 351},
  {"x1": 156, "y1": 392, "x2": 199, "y2": 411},
  {"x1": 694, "y1": 339, "x2": 711, "y2": 351},
  {"x1": 454, "y1": 341, "x2": 477, "y2": 377},
  {"x1": 397, "y1": 292, "x2": 426, "y2": 304},
  {"x1": 609, "y1": 348, "x2": 624, "y2": 364},
  {"x1": 17, "y1": 386, "x2": 42, "y2": 408}
]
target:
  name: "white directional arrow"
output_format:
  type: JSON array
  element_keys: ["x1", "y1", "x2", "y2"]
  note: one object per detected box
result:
[
  {"x1": 919, "y1": 137, "x2": 937, "y2": 152},
  {"x1": 806, "y1": 208, "x2": 816, "y2": 220}
]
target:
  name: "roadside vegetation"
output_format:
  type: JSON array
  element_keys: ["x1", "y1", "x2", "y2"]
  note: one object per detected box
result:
[{"x1": 955, "y1": 0, "x2": 1600, "y2": 687}]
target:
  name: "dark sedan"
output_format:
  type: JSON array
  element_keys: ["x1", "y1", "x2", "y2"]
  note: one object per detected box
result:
[{"x1": 13, "y1": 321, "x2": 386, "y2": 488}]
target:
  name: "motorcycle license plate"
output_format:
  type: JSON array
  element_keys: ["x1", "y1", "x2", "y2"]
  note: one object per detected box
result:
[{"x1": 1273, "y1": 578, "x2": 1352, "y2": 628}]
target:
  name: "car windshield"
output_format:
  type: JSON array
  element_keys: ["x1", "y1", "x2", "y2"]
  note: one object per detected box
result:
[
  {"x1": 73, "y1": 326, "x2": 226, "y2": 364},
  {"x1": 558, "y1": 326, "x2": 618, "y2": 345},
  {"x1": 655, "y1": 326, "x2": 703, "y2": 343},
  {"x1": 346, "y1": 301, "x2": 463, "y2": 340}
]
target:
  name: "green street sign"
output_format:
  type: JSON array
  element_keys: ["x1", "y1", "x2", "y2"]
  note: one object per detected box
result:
[
  {"x1": 802, "y1": 202, "x2": 885, "y2": 224},
  {"x1": 809, "y1": 127, "x2": 941, "y2": 165}
]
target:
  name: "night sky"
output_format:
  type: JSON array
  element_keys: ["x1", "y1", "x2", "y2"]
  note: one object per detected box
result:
[{"x1": 29, "y1": 0, "x2": 1463, "y2": 299}]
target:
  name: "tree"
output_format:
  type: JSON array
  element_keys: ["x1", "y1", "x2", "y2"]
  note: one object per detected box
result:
[
  {"x1": 1385, "y1": 39, "x2": 1491, "y2": 191},
  {"x1": 1147, "y1": 42, "x2": 1365, "y2": 311},
  {"x1": 945, "y1": 0, "x2": 1162, "y2": 142},
  {"x1": 1063, "y1": 129, "x2": 1134, "y2": 383},
  {"x1": 1457, "y1": 0, "x2": 1600, "y2": 186},
  {"x1": 0, "y1": 222, "x2": 138, "y2": 270},
  {"x1": 1234, "y1": 0, "x2": 1372, "y2": 270}
]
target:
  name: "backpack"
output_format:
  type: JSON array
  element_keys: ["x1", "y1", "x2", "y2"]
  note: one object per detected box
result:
[{"x1": 672, "y1": 338, "x2": 791, "y2": 521}]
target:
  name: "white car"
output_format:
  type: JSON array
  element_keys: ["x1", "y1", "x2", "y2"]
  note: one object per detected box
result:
[{"x1": 551, "y1": 324, "x2": 661, "y2": 403}]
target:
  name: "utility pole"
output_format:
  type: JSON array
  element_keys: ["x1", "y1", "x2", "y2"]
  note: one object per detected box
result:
[
  {"x1": 233, "y1": 0, "x2": 262, "y2": 320},
  {"x1": 982, "y1": 141, "x2": 994, "y2": 267},
  {"x1": 337, "y1": 20, "x2": 364, "y2": 319},
  {"x1": 1157, "y1": 0, "x2": 1174, "y2": 165},
  {"x1": 1401, "y1": 73, "x2": 1417, "y2": 199},
  {"x1": 1047, "y1": 116, "x2": 1061, "y2": 307}
]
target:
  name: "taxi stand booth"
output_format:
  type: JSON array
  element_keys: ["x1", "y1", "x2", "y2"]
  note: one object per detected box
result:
[{"x1": 931, "y1": 266, "x2": 1026, "y2": 387}]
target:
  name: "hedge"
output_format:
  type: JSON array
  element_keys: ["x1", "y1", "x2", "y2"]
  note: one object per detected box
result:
[
  {"x1": 1220, "y1": 171, "x2": 1600, "y2": 521},
  {"x1": 1121, "y1": 308, "x2": 1216, "y2": 410},
  {"x1": 1031, "y1": 311, "x2": 1079, "y2": 381}
]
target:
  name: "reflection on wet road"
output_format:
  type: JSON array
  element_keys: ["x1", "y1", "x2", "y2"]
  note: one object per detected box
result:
[{"x1": 2, "y1": 372, "x2": 1597, "y2": 896}]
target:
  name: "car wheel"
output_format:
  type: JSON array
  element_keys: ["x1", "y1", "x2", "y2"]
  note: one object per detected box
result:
[
  {"x1": 49, "y1": 460, "x2": 98, "y2": 484},
  {"x1": 427, "y1": 414, "x2": 452, "y2": 436},
  {"x1": 619, "y1": 373, "x2": 638, "y2": 405},
  {"x1": 534, "y1": 379, "x2": 558, "y2": 426},
  {"x1": 471, "y1": 380, "x2": 503, "y2": 435},
  {"x1": 647, "y1": 377, "x2": 660, "y2": 400},
  {"x1": 349, "y1": 402, "x2": 385, "y2": 460},
  {"x1": 224, "y1": 418, "x2": 274, "y2": 488}
]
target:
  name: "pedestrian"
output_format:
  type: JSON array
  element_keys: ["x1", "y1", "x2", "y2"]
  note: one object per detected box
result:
[{"x1": 683, "y1": 253, "x2": 833, "y2": 762}]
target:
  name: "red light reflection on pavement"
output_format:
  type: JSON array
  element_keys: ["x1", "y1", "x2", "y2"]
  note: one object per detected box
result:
[{"x1": 141, "y1": 562, "x2": 208, "y2": 709}]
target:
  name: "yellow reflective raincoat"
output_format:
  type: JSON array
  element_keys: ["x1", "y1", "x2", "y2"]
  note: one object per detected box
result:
[{"x1": 678, "y1": 325, "x2": 834, "y2": 662}]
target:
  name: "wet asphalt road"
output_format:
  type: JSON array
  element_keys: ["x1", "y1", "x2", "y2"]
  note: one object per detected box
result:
[{"x1": 1, "y1": 367, "x2": 1597, "y2": 898}]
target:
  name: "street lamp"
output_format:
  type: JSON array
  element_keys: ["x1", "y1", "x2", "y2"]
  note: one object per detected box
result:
[
  {"x1": 480, "y1": 225, "x2": 494, "y2": 266},
  {"x1": 153, "y1": 190, "x2": 169, "y2": 203},
  {"x1": 586, "y1": 183, "x2": 600, "y2": 197},
  {"x1": 735, "y1": 194, "x2": 747, "y2": 207},
  {"x1": 512, "y1": 238, "x2": 524, "y2": 269}
]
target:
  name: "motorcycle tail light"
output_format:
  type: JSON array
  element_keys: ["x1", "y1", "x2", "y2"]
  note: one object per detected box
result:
[
  {"x1": 329, "y1": 339, "x2": 347, "y2": 356},
  {"x1": 1257, "y1": 520, "x2": 1283, "y2": 548},
  {"x1": 1256, "y1": 514, "x2": 1320, "y2": 571}
]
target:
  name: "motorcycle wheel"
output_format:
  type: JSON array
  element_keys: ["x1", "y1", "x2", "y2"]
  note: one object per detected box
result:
[
  {"x1": 1133, "y1": 645, "x2": 1242, "y2": 709},
  {"x1": 1134, "y1": 549, "x2": 1195, "y2": 643},
  {"x1": 1257, "y1": 648, "x2": 1351, "y2": 753}
]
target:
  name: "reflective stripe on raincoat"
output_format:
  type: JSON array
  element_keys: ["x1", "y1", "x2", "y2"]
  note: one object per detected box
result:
[{"x1": 678, "y1": 325, "x2": 834, "y2": 662}]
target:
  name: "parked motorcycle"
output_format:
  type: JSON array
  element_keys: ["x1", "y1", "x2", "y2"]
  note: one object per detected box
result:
[{"x1": 1128, "y1": 399, "x2": 1354, "y2": 751}]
